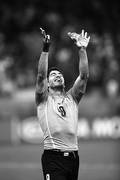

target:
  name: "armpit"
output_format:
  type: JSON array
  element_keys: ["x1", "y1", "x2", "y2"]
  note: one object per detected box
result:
[
  {"x1": 68, "y1": 76, "x2": 87, "y2": 104},
  {"x1": 69, "y1": 88, "x2": 84, "y2": 104},
  {"x1": 35, "y1": 90, "x2": 48, "y2": 106}
]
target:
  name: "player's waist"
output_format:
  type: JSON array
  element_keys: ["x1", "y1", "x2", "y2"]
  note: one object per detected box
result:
[
  {"x1": 43, "y1": 149, "x2": 78, "y2": 157},
  {"x1": 44, "y1": 138, "x2": 78, "y2": 151}
]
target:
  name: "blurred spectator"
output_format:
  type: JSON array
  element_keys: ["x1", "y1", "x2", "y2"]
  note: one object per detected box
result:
[
  {"x1": 105, "y1": 79, "x2": 119, "y2": 98},
  {"x1": 55, "y1": 48, "x2": 72, "y2": 63},
  {"x1": 0, "y1": 57, "x2": 15, "y2": 96}
]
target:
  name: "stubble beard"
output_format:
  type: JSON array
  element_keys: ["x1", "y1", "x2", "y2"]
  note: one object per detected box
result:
[{"x1": 51, "y1": 84, "x2": 64, "y2": 92}]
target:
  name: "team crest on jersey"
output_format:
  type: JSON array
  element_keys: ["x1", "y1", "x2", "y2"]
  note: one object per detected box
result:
[{"x1": 46, "y1": 174, "x2": 50, "y2": 180}]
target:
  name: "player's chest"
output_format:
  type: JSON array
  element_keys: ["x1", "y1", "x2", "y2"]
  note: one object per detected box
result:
[{"x1": 48, "y1": 96, "x2": 73, "y2": 117}]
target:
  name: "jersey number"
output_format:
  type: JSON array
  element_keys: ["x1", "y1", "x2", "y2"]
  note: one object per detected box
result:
[{"x1": 58, "y1": 105, "x2": 66, "y2": 117}]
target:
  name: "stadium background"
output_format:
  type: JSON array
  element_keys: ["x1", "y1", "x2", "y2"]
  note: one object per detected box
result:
[{"x1": 0, "y1": 0, "x2": 120, "y2": 179}]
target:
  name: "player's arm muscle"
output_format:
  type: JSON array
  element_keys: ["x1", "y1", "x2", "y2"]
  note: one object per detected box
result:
[
  {"x1": 71, "y1": 47, "x2": 89, "y2": 103},
  {"x1": 35, "y1": 29, "x2": 50, "y2": 106},
  {"x1": 35, "y1": 52, "x2": 48, "y2": 105}
]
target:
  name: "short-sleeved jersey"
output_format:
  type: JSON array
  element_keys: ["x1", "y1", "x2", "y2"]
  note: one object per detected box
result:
[{"x1": 37, "y1": 92, "x2": 79, "y2": 151}]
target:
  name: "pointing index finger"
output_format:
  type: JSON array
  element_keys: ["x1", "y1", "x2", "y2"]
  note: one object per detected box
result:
[
  {"x1": 81, "y1": 29, "x2": 84, "y2": 37},
  {"x1": 40, "y1": 27, "x2": 46, "y2": 38}
]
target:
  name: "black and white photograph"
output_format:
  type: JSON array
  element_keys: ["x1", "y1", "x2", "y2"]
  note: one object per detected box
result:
[{"x1": 0, "y1": 0, "x2": 120, "y2": 180}]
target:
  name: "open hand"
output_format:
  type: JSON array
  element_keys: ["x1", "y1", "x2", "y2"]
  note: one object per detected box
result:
[{"x1": 68, "y1": 29, "x2": 90, "y2": 48}]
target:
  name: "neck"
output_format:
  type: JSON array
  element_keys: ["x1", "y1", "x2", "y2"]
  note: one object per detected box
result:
[{"x1": 49, "y1": 86, "x2": 65, "y2": 96}]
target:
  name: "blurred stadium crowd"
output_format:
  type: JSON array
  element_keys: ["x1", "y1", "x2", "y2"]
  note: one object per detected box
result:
[{"x1": 0, "y1": 0, "x2": 120, "y2": 99}]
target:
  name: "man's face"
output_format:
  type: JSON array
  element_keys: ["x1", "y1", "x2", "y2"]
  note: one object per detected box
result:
[{"x1": 48, "y1": 70, "x2": 65, "y2": 88}]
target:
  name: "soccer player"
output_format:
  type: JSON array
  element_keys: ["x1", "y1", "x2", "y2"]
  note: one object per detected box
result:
[{"x1": 36, "y1": 28, "x2": 90, "y2": 180}]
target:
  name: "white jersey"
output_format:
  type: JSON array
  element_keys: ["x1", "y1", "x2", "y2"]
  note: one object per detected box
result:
[
  {"x1": 36, "y1": 51, "x2": 88, "y2": 151},
  {"x1": 37, "y1": 92, "x2": 79, "y2": 151}
]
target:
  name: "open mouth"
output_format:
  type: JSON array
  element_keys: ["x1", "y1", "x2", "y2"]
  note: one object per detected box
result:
[{"x1": 55, "y1": 78, "x2": 62, "y2": 82}]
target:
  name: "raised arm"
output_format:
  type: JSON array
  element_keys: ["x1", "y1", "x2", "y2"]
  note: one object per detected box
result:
[
  {"x1": 35, "y1": 28, "x2": 50, "y2": 106},
  {"x1": 68, "y1": 30, "x2": 90, "y2": 103}
]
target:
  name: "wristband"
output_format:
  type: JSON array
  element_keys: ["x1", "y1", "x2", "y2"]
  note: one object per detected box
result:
[
  {"x1": 79, "y1": 46, "x2": 86, "y2": 51},
  {"x1": 43, "y1": 42, "x2": 50, "y2": 52}
]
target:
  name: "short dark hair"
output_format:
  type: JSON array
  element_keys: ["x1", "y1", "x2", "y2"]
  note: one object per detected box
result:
[{"x1": 47, "y1": 67, "x2": 63, "y2": 78}]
